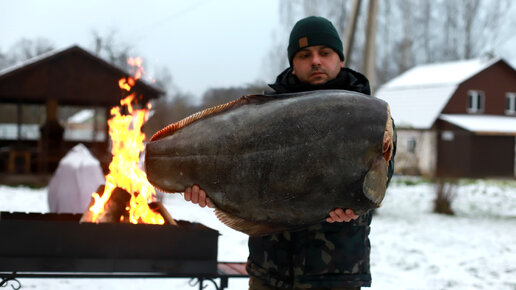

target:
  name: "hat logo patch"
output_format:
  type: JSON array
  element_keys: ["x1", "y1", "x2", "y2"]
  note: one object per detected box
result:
[{"x1": 299, "y1": 37, "x2": 308, "y2": 48}]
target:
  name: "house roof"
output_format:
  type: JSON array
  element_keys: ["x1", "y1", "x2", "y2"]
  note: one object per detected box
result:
[
  {"x1": 0, "y1": 49, "x2": 63, "y2": 77},
  {"x1": 375, "y1": 57, "x2": 502, "y2": 129},
  {"x1": 0, "y1": 45, "x2": 163, "y2": 107},
  {"x1": 440, "y1": 114, "x2": 516, "y2": 136}
]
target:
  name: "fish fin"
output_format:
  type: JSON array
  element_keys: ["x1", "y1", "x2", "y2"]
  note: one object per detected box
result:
[
  {"x1": 150, "y1": 95, "x2": 267, "y2": 141},
  {"x1": 363, "y1": 156, "x2": 388, "y2": 205},
  {"x1": 214, "y1": 209, "x2": 291, "y2": 236}
]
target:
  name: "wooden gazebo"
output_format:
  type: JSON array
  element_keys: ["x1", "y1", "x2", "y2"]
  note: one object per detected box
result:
[{"x1": 0, "y1": 45, "x2": 163, "y2": 177}]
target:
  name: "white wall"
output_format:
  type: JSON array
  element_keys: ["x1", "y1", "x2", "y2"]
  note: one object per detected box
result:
[{"x1": 394, "y1": 129, "x2": 437, "y2": 177}]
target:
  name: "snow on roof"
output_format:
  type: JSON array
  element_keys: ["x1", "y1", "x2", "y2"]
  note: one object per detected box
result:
[
  {"x1": 381, "y1": 57, "x2": 500, "y2": 90},
  {"x1": 376, "y1": 58, "x2": 501, "y2": 129},
  {"x1": 379, "y1": 85, "x2": 457, "y2": 129},
  {"x1": 0, "y1": 45, "x2": 164, "y2": 100},
  {"x1": 0, "y1": 46, "x2": 68, "y2": 77},
  {"x1": 439, "y1": 114, "x2": 516, "y2": 135},
  {"x1": 67, "y1": 109, "x2": 94, "y2": 123}
]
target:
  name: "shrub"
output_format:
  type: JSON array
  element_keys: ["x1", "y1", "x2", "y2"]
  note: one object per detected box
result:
[{"x1": 433, "y1": 178, "x2": 457, "y2": 215}]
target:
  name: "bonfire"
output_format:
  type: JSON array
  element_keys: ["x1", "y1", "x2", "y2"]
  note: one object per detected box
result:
[{"x1": 81, "y1": 57, "x2": 175, "y2": 225}]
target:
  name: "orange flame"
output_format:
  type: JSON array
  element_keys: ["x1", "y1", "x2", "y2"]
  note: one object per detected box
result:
[{"x1": 89, "y1": 57, "x2": 164, "y2": 225}]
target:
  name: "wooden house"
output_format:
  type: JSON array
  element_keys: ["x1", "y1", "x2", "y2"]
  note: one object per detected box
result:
[
  {"x1": 376, "y1": 57, "x2": 516, "y2": 178},
  {"x1": 0, "y1": 45, "x2": 163, "y2": 177}
]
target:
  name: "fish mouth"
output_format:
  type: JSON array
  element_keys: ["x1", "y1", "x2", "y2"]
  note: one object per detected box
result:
[
  {"x1": 382, "y1": 105, "x2": 394, "y2": 162},
  {"x1": 362, "y1": 105, "x2": 394, "y2": 206}
]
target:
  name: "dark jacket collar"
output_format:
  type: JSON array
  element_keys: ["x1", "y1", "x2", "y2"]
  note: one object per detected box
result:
[{"x1": 268, "y1": 67, "x2": 371, "y2": 95}]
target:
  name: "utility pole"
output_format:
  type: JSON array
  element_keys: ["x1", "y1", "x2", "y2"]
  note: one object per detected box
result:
[
  {"x1": 343, "y1": 0, "x2": 362, "y2": 67},
  {"x1": 363, "y1": 0, "x2": 378, "y2": 93}
]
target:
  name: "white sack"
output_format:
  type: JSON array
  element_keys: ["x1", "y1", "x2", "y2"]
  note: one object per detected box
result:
[{"x1": 48, "y1": 143, "x2": 105, "y2": 213}]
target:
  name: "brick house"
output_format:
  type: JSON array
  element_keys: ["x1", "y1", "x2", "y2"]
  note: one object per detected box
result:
[{"x1": 376, "y1": 57, "x2": 516, "y2": 178}]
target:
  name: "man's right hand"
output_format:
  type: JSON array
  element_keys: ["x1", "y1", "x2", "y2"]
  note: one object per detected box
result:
[
  {"x1": 184, "y1": 185, "x2": 214, "y2": 208},
  {"x1": 326, "y1": 208, "x2": 358, "y2": 223}
]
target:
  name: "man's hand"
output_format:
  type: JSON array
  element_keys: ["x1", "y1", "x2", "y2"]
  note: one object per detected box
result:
[
  {"x1": 184, "y1": 185, "x2": 214, "y2": 208},
  {"x1": 326, "y1": 208, "x2": 358, "y2": 223},
  {"x1": 183, "y1": 185, "x2": 355, "y2": 221}
]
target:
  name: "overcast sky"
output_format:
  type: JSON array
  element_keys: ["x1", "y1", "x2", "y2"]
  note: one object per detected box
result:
[
  {"x1": 0, "y1": 0, "x2": 281, "y2": 99},
  {"x1": 1, "y1": 0, "x2": 515, "y2": 102}
]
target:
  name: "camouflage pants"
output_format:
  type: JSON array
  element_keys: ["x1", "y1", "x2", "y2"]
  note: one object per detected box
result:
[{"x1": 249, "y1": 277, "x2": 361, "y2": 290}]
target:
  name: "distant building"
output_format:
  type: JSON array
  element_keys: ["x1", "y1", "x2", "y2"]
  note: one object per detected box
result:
[
  {"x1": 376, "y1": 58, "x2": 516, "y2": 178},
  {"x1": 0, "y1": 45, "x2": 163, "y2": 176}
]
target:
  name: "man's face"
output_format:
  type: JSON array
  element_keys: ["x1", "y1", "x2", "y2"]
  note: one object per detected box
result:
[{"x1": 292, "y1": 45, "x2": 344, "y2": 85}]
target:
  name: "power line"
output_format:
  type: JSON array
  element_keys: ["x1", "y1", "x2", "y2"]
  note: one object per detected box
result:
[{"x1": 131, "y1": 0, "x2": 213, "y2": 43}]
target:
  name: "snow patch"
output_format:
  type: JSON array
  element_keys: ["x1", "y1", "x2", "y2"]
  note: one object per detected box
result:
[{"x1": 0, "y1": 176, "x2": 515, "y2": 289}]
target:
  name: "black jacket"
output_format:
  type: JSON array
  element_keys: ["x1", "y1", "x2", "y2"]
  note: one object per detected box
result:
[
  {"x1": 247, "y1": 67, "x2": 395, "y2": 288},
  {"x1": 269, "y1": 67, "x2": 371, "y2": 95}
]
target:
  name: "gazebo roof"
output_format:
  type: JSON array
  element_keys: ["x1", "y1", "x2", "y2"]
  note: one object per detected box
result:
[{"x1": 0, "y1": 45, "x2": 163, "y2": 107}]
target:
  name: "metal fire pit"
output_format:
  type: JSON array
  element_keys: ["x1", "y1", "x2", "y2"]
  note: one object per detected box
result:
[
  {"x1": 0, "y1": 212, "x2": 247, "y2": 289},
  {"x1": 0, "y1": 211, "x2": 218, "y2": 274}
]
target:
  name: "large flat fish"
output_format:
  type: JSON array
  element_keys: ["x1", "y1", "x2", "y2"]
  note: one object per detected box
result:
[{"x1": 145, "y1": 90, "x2": 394, "y2": 236}]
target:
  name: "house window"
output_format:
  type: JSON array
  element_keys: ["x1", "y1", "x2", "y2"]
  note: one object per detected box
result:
[
  {"x1": 407, "y1": 137, "x2": 416, "y2": 153},
  {"x1": 442, "y1": 131, "x2": 454, "y2": 141},
  {"x1": 506, "y1": 93, "x2": 516, "y2": 115},
  {"x1": 467, "y1": 90, "x2": 484, "y2": 113}
]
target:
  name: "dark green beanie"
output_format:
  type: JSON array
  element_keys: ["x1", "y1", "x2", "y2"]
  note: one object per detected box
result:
[{"x1": 288, "y1": 16, "x2": 344, "y2": 66}]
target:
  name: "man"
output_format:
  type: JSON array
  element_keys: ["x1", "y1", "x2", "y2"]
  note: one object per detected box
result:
[{"x1": 184, "y1": 16, "x2": 395, "y2": 289}]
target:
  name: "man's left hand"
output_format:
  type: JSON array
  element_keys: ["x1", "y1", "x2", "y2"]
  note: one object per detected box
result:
[{"x1": 326, "y1": 208, "x2": 358, "y2": 223}]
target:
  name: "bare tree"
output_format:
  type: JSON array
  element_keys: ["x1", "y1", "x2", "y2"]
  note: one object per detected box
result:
[
  {"x1": 420, "y1": 0, "x2": 434, "y2": 63},
  {"x1": 0, "y1": 38, "x2": 55, "y2": 70},
  {"x1": 91, "y1": 30, "x2": 133, "y2": 73},
  {"x1": 474, "y1": 0, "x2": 511, "y2": 57},
  {"x1": 89, "y1": 30, "x2": 175, "y2": 99},
  {"x1": 434, "y1": 178, "x2": 457, "y2": 215},
  {"x1": 443, "y1": 1, "x2": 460, "y2": 60},
  {"x1": 266, "y1": 0, "x2": 514, "y2": 88},
  {"x1": 143, "y1": 92, "x2": 197, "y2": 137},
  {"x1": 200, "y1": 83, "x2": 270, "y2": 109},
  {"x1": 398, "y1": 0, "x2": 415, "y2": 72},
  {"x1": 151, "y1": 65, "x2": 177, "y2": 100},
  {"x1": 0, "y1": 50, "x2": 8, "y2": 70},
  {"x1": 11, "y1": 38, "x2": 54, "y2": 60},
  {"x1": 462, "y1": 0, "x2": 481, "y2": 59},
  {"x1": 375, "y1": 0, "x2": 394, "y2": 85}
]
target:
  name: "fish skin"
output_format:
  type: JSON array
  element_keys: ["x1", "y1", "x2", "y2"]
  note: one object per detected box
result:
[{"x1": 145, "y1": 90, "x2": 391, "y2": 236}]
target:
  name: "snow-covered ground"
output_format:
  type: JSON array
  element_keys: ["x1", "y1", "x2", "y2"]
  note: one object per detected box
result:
[{"x1": 1, "y1": 176, "x2": 515, "y2": 290}]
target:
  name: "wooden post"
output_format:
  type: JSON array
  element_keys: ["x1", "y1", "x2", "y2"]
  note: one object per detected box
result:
[
  {"x1": 514, "y1": 136, "x2": 516, "y2": 178},
  {"x1": 343, "y1": 0, "x2": 362, "y2": 67},
  {"x1": 16, "y1": 102, "x2": 22, "y2": 141},
  {"x1": 92, "y1": 107, "x2": 97, "y2": 141},
  {"x1": 363, "y1": 0, "x2": 378, "y2": 93}
]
